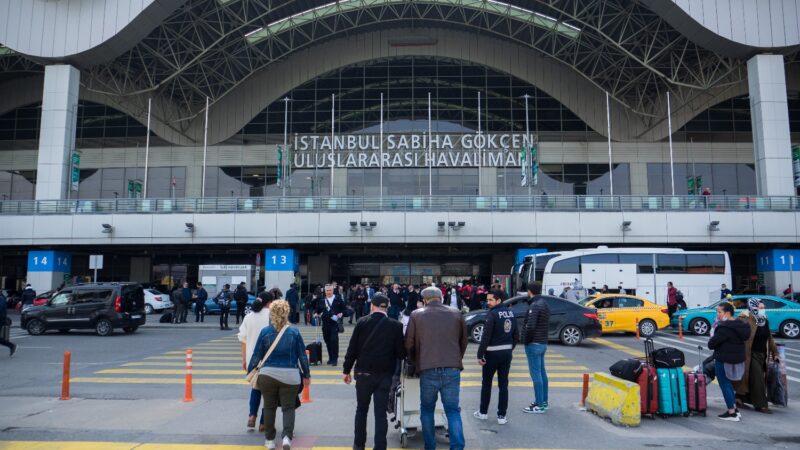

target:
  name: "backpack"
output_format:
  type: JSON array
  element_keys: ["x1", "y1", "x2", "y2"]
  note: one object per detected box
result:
[
  {"x1": 676, "y1": 290, "x2": 687, "y2": 309},
  {"x1": 234, "y1": 286, "x2": 247, "y2": 302}
]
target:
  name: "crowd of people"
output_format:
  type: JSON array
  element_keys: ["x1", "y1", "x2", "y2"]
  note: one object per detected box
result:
[{"x1": 237, "y1": 280, "x2": 551, "y2": 450}]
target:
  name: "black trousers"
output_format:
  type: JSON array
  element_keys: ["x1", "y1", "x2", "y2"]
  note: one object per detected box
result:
[
  {"x1": 354, "y1": 372, "x2": 392, "y2": 450},
  {"x1": 194, "y1": 301, "x2": 205, "y2": 322},
  {"x1": 0, "y1": 336, "x2": 13, "y2": 351},
  {"x1": 235, "y1": 301, "x2": 246, "y2": 324},
  {"x1": 354, "y1": 303, "x2": 365, "y2": 322},
  {"x1": 180, "y1": 302, "x2": 189, "y2": 322},
  {"x1": 667, "y1": 303, "x2": 677, "y2": 319},
  {"x1": 220, "y1": 306, "x2": 230, "y2": 329},
  {"x1": 479, "y1": 350, "x2": 512, "y2": 416},
  {"x1": 322, "y1": 324, "x2": 339, "y2": 363}
]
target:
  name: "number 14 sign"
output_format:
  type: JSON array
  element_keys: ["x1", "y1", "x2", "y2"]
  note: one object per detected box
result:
[
  {"x1": 265, "y1": 249, "x2": 298, "y2": 272},
  {"x1": 28, "y1": 251, "x2": 71, "y2": 273}
]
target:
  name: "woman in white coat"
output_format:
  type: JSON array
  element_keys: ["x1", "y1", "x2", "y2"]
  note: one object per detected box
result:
[{"x1": 239, "y1": 291, "x2": 273, "y2": 431}]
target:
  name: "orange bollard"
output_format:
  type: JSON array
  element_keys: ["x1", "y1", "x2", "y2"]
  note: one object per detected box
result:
[
  {"x1": 301, "y1": 350, "x2": 312, "y2": 404},
  {"x1": 635, "y1": 318, "x2": 640, "y2": 340},
  {"x1": 183, "y1": 349, "x2": 193, "y2": 402},
  {"x1": 580, "y1": 373, "x2": 590, "y2": 406},
  {"x1": 678, "y1": 316, "x2": 684, "y2": 341},
  {"x1": 60, "y1": 351, "x2": 71, "y2": 400}
]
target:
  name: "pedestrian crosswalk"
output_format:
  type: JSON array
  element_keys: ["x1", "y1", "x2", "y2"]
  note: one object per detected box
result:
[{"x1": 71, "y1": 328, "x2": 588, "y2": 389}]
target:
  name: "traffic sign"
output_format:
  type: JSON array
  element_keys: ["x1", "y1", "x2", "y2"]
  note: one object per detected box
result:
[{"x1": 89, "y1": 255, "x2": 104, "y2": 270}]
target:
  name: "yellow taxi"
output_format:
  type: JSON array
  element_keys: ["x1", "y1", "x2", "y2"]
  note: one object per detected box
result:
[{"x1": 578, "y1": 294, "x2": 670, "y2": 338}]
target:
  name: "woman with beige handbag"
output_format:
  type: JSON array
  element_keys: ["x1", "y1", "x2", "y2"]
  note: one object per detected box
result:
[{"x1": 247, "y1": 300, "x2": 311, "y2": 450}]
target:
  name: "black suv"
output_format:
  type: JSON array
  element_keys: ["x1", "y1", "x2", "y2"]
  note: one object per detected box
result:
[{"x1": 21, "y1": 283, "x2": 146, "y2": 336}]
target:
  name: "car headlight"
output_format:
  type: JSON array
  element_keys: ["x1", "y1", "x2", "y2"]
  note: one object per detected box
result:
[{"x1": 465, "y1": 314, "x2": 476, "y2": 322}]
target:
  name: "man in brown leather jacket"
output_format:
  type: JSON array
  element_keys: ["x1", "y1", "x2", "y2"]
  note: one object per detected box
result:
[{"x1": 405, "y1": 286, "x2": 467, "y2": 450}]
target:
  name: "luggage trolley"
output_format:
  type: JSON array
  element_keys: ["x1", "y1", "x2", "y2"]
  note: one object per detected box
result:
[{"x1": 391, "y1": 361, "x2": 448, "y2": 448}]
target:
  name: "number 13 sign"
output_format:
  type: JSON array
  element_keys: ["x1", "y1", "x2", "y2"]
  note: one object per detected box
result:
[{"x1": 265, "y1": 249, "x2": 298, "y2": 272}]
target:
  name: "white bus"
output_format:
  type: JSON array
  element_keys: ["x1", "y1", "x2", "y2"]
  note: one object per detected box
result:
[{"x1": 514, "y1": 247, "x2": 732, "y2": 308}]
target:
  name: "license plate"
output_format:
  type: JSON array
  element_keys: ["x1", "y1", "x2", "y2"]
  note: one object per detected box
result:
[{"x1": 131, "y1": 315, "x2": 141, "y2": 319}]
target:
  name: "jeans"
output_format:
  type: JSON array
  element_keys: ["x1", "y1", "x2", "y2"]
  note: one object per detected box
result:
[
  {"x1": 257, "y1": 375, "x2": 299, "y2": 440},
  {"x1": 249, "y1": 388, "x2": 264, "y2": 424},
  {"x1": 479, "y1": 350, "x2": 512, "y2": 416},
  {"x1": 715, "y1": 359, "x2": 737, "y2": 410},
  {"x1": 353, "y1": 372, "x2": 392, "y2": 450},
  {"x1": 322, "y1": 324, "x2": 339, "y2": 363},
  {"x1": 388, "y1": 305, "x2": 400, "y2": 320},
  {"x1": 525, "y1": 343, "x2": 548, "y2": 406},
  {"x1": 420, "y1": 368, "x2": 465, "y2": 450},
  {"x1": 220, "y1": 306, "x2": 230, "y2": 329}
]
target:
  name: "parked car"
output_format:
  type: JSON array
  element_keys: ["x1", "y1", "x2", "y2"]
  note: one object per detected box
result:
[
  {"x1": 671, "y1": 295, "x2": 800, "y2": 338},
  {"x1": 144, "y1": 289, "x2": 173, "y2": 314},
  {"x1": 578, "y1": 294, "x2": 670, "y2": 338},
  {"x1": 464, "y1": 295, "x2": 602, "y2": 346},
  {"x1": 21, "y1": 282, "x2": 146, "y2": 336},
  {"x1": 191, "y1": 293, "x2": 257, "y2": 315}
]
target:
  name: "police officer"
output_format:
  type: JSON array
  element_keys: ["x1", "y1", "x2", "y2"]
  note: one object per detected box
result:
[{"x1": 474, "y1": 289, "x2": 517, "y2": 425}]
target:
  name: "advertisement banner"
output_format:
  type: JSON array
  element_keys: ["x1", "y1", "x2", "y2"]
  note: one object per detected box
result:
[
  {"x1": 70, "y1": 152, "x2": 80, "y2": 192},
  {"x1": 792, "y1": 145, "x2": 800, "y2": 187}
]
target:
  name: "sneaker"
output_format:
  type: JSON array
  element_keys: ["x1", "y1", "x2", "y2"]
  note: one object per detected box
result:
[
  {"x1": 265, "y1": 439, "x2": 276, "y2": 449},
  {"x1": 9, "y1": 343, "x2": 16, "y2": 357},
  {"x1": 541, "y1": 402, "x2": 549, "y2": 409},
  {"x1": 497, "y1": 415, "x2": 508, "y2": 425},
  {"x1": 282, "y1": 436, "x2": 291, "y2": 450},
  {"x1": 522, "y1": 403, "x2": 546, "y2": 414},
  {"x1": 473, "y1": 411, "x2": 488, "y2": 420},
  {"x1": 718, "y1": 411, "x2": 740, "y2": 422}
]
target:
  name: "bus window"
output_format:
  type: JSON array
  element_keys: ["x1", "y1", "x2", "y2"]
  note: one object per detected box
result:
[
  {"x1": 687, "y1": 254, "x2": 725, "y2": 274},
  {"x1": 533, "y1": 253, "x2": 559, "y2": 283},
  {"x1": 551, "y1": 256, "x2": 580, "y2": 274},
  {"x1": 619, "y1": 253, "x2": 654, "y2": 273},
  {"x1": 657, "y1": 254, "x2": 687, "y2": 273},
  {"x1": 581, "y1": 254, "x2": 618, "y2": 264}
]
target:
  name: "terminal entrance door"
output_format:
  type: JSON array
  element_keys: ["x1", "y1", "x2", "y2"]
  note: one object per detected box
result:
[{"x1": 342, "y1": 262, "x2": 483, "y2": 287}]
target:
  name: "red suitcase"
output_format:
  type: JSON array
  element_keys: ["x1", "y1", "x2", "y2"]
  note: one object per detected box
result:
[
  {"x1": 638, "y1": 338, "x2": 658, "y2": 419},
  {"x1": 685, "y1": 345, "x2": 708, "y2": 416},
  {"x1": 638, "y1": 364, "x2": 659, "y2": 419}
]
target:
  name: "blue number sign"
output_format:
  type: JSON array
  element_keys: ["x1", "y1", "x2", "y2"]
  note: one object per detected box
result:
[
  {"x1": 28, "y1": 251, "x2": 71, "y2": 273},
  {"x1": 265, "y1": 249, "x2": 298, "y2": 271},
  {"x1": 757, "y1": 249, "x2": 800, "y2": 272}
]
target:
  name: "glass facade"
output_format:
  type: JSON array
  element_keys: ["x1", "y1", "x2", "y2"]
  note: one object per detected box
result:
[
  {"x1": 496, "y1": 163, "x2": 629, "y2": 195},
  {"x1": 77, "y1": 167, "x2": 186, "y2": 199},
  {"x1": 0, "y1": 170, "x2": 36, "y2": 200},
  {"x1": 646, "y1": 163, "x2": 756, "y2": 196}
]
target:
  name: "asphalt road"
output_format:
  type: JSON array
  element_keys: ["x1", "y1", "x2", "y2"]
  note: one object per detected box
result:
[{"x1": 1, "y1": 313, "x2": 800, "y2": 449}]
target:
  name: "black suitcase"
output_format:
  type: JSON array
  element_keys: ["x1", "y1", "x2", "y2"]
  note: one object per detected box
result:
[
  {"x1": 159, "y1": 312, "x2": 173, "y2": 323},
  {"x1": 1, "y1": 320, "x2": 9, "y2": 342},
  {"x1": 306, "y1": 323, "x2": 323, "y2": 365}
]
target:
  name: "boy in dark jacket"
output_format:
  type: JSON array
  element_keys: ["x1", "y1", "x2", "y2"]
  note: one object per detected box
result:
[
  {"x1": 708, "y1": 301, "x2": 751, "y2": 421},
  {"x1": 521, "y1": 282, "x2": 550, "y2": 414}
]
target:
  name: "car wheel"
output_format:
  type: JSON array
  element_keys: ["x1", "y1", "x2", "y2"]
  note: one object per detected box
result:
[
  {"x1": 469, "y1": 323, "x2": 485, "y2": 343},
  {"x1": 560, "y1": 325, "x2": 583, "y2": 346},
  {"x1": 123, "y1": 326, "x2": 138, "y2": 334},
  {"x1": 58, "y1": 329, "x2": 70, "y2": 334},
  {"x1": 144, "y1": 304, "x2": 154, "y2": 315},
  {"x1": 638, "y1": 319, "x2": 657, "y2": 338},
  {"x1": 95, "y1": 318, "x2": 113, "y2": 336},
  {"x1": 26, "y1": 319, "x2": 45, "y2": 336},
  {"x1": 780, "y1": 320, "x2": 800, "y2": 339},
  {"x1": 690, "y1": 318, "x2": 710, "y2": 336}
]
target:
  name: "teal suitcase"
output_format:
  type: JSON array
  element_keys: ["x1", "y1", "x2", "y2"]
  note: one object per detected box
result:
[{"x1": 656, "y1": 367, "x2": 688, "y2": 416}]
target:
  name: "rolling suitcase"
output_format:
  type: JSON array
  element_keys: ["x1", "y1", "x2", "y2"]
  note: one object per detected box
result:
[
  {"x1": 306, "y1": 323, "x2": 323, "y2": 365},
  {"x1": 657, "y1": 367, "x2": 688, "y2": 417},
  {"x1": 638, "y1": 338, "x2": 659, "y2": 419},
  {"x1": 685, "y1": 345, "x2": 708, "y2": 416},
  {"x1": 1, "y1": 318, "x2": 10, "y2": 341}
]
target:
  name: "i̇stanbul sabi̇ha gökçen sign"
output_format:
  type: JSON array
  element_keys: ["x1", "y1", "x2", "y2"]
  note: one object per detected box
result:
[{"x1": 292, "y1": 133, "x2": 536, "y2": 168}]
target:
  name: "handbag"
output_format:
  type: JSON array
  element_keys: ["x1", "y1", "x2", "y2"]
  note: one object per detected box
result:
[
  {"x1": 337, "y1": 319, "x2": 345, "y2": 333},
  {"x1": 246, "y1": 325, "x2": 289, "y2": 389}
]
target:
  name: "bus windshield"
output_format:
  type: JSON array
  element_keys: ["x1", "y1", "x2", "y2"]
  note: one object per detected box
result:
[{"x1": 533, "y1": 253, "x2": 560, "y2": 285}]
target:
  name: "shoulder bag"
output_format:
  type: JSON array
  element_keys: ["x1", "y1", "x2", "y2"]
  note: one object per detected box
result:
[{"x1": 246, "y1": 325, "x2": 289, "y2": 389}]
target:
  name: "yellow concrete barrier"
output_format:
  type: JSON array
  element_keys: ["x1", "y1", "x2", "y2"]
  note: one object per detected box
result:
[{"x1": 584, "y1": 372, "x2": 641, "y2": 427}]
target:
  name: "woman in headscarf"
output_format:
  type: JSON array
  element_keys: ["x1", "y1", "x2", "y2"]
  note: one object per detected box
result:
[{"x1": 735, "y1": 298, "x2": 779, "y2": 413}]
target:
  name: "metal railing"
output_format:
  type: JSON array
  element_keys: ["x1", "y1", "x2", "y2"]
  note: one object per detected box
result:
[{"x1": 0, "y1": 195, "x2": 797, "y2": 215}]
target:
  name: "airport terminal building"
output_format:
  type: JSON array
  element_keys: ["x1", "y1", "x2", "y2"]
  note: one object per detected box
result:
[{"x1": 1, "y1": 0, "x2": 800, "y2": 294}]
